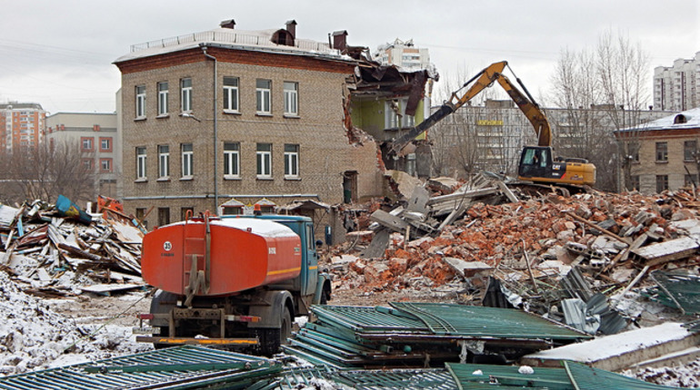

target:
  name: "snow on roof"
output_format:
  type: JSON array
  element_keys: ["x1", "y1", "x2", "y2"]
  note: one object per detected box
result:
[
  {"x1": 618, "y1": 107, "x2": 700, "y2": 132},
  {"x1": 115, "y1": 27, "x2": 353, "y2": 64}
]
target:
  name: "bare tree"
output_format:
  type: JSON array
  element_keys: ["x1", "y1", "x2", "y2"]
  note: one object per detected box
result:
[
  {"x1": 549, "y1": 29, "x2": 650, "y2": 192},
  {"x1": 0, "y1": 142, "x2": 96, "y2": 205}
]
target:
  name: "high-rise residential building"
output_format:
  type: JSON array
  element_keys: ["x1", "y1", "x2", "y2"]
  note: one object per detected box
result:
[
  {"x1": 653, "y1": 52, "x2": 700, "y2": 111},
  {"x1": 46, "y1": 112, "x2": 121, "y2": 199},
  {"x1": 0, "y1": 102, "x2": 47, "y2": 152},
  {"x1": 374, "y1": 38, "x2": 431, "y2": 70}
]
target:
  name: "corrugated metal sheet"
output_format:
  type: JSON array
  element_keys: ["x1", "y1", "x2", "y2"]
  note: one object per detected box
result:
[
  {"x1": 285, "y1": 303, "x2": 590, "y2": 368},
  {"x1": 391, "y1": 302, "x2": 589, "y2": 340},
  {"x1": 0, "y1": 345, "x2": 279, "y2": 390},
  {"x1": 648, "y1": 271, "x2": 700, "y2": 314},
  {"x1": 446, "y1": 361, "x2": 678, "y2": 390}
]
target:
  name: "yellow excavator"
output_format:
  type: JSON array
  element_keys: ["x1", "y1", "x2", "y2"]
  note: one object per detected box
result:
[{"x1": 389, "y1": 61, "x2": 596, "y2": 187}]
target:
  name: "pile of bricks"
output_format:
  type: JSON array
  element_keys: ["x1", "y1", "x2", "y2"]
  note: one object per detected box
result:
[{"x1": 327, "y1": 181, "x2": 700, "y2": 319}]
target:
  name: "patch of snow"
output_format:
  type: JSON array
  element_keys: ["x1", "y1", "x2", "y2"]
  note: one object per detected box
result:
[
  {"x1": 518, "y1": 365, "x2": 534, "y2": 375},
  {"x1": 0, "y1": 271, "x2": 150, "y2": 376}
]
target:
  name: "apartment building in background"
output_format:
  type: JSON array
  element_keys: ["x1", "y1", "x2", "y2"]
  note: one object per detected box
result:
[
  {"x1": 113, "y1": 20, "x2": 384, "y2": 230},
  {"x1": 46, "y1": 112, "x2": 121, "y2": 199},
  {"x1": 653, "y1": 52, "x2": 700, "y2": 111},
  {"x1": 0, "y1": 102, "x2": 47, "y2": 152}
]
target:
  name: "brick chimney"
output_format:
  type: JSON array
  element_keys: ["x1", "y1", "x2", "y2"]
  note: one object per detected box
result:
[
  {"x1": 332, "y1": 30, "x2": 348, "y2": 52},
  {"x1": 220, "y1": 19, "x2": 236, "y2": 29},
  {"x1": 285, "y1": 20, "x2": 297, "y2": 37}
]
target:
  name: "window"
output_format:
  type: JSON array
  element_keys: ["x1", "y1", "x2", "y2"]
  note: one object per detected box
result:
[
  {"x1": 656, "y1": 175, "x2": 668, "y2": 193},
  {"x1": 180, "y1": 78, "x2": 192, "y2": 112},
  {"x1": 181, "y1": 143, "x2": 193, "y2": 178},
  {"x1": 256, "y1": 143, "x2": 272, "y2": 178},
  {"x1": 223, "y1": 77, "x2": 239, "y2": 112},
  {"x1": 82, "y1": 158, "x2": 94, "y2": 171},
  {"x1": 136, "y1": 208, "x2": 147, "y2": 229},
  {"x1": 158, "y1": 207, "x2": 170, "y2": 227},
  {"x1": 684, "y1": 140, "x2": 697, "y2": 161},
  {"x1": 630, "y1": 175, "x2": 640, "y2": 191},
  {"x1": 384, "y1": 98, "x2": 414, "y2": 128},
  {"x1": 158, "y1": 145, "x2": 170, "y2": 179},
  {"x1": 256, "y1": 79, "x2": 271, "y2": 114},
  {"x1": 283, "y1": 81, "x2": 298, "y2": 116},
  {"x1": 100, "y1": 137, "x2": 112, "y2": 152},
  {"x1": 181, "y1": 207, "x2": 194, "y2": 221},
  {"x1": 284, "y1": 144, "x2": 299, "y2": 178},
  {"x1": 135, "y1": 85, "x2": 146, "y2": 118},
  {"x1": 99, "y1": 158, "x2": 112, "y2": 173},
  {"x1": 655, "y1": 142, "x2": 668, "y2": 162},
  {"x1": 158, "y1": 82, "x2": 169, "y2": 116},
  {"x1": 136, "y1": 147, "x2": 147, "y2": 180},
  {"x1": 223, "y1": 142, "x2": 240, "y2": 177},
  {"x1": 81, "y1": 137, "x2": 94, "y2": 151}
]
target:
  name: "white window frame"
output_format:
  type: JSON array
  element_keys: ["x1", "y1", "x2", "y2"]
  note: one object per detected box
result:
[
  {"x1": 284, "y1": 144, "x2": 299, "y2": 178},
  {"x1": 158, "y1": 145, "x2": 170, "y2": 179},
  {"x1": 100, "y1": 138, "x2": 110, "y2": 151},
  {"x1": 181, "y1": 143, "x2": 193, "y2": 178},
  {"x1": 256, "y1": 79, "x2": 271, "y2": 114},
  {"x1": 384, "y1": 98, "x2": 414, "y2": 128},
  {"x1": 135, "y1": 85, "x2": 146, "y2": 118},
  {"x1": 283, "y1": 81, "x2": 298, "y2": 116},
  {"x1": 223, "y1": 77, "x2": 239, "y2": 113},
  {"x1": 158, "y1": 81, "x2": 169, "y2": 116},
  {"x1": 256, "y1": 143, "x2": 272, "y2": 178},
  {"x1": 181, "y1": 78, "x2": 192, "y2": 113},
  {"x1": 136, "y1": 147, "x2": 147, "y2": 180},
  {"x1": 223, "y1": 142, "x2": 240, "y2": 178},
  {"x1": 100, "y1": 158, "x2": 111, "y2": 172},
  {"x1": 82, "y1": 138, "x2": 93, "y2": 151}
]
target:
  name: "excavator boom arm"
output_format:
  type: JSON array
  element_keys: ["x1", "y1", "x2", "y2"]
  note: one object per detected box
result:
[
  {"x1": 388, "y1": 60, "x2": 552, "y2": 155},
  {"x1": 388, "y1": 61, "x2": 508, "y2": 155}
]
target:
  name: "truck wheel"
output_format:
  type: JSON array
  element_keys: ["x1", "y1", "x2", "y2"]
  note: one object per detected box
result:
[
  {"x1": 280, "y1": 309, "x2": 292, "y2": 343},
  {"x1": 256, "y1": 309, "x2": 292, "y2": 356}
]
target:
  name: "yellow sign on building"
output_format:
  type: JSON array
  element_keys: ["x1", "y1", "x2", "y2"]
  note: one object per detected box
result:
[{"x1": 477, "y1": 120, "x2": 504, "y2": 126}]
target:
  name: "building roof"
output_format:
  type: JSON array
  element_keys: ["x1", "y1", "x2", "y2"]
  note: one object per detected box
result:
[
  {"x1": 0, "y1": 102, "x2": 44, "y2": 110},
  {"x1": 617, "y1": 107, "x2": 700, "y2": 133},
  {"x1": 114, "y1": 27, "x2": 354, "y2": 64}
]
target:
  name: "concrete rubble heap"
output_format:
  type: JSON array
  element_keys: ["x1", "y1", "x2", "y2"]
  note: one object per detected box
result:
[
  {"x1": 0, "y1": 199, "x2": 145, "y2": 297},
  {"x1": 329, "y1": 173, "x2": 700, "y2": 334}
]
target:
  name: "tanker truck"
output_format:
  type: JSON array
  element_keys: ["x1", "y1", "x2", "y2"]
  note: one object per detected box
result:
[{"x1": 134, "y1": 213, "x2": 332, "y2": 355}]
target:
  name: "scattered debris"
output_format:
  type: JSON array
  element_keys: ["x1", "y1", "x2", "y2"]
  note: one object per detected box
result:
[{"x1": 0, "y1": 196, "x2": 144, "y2": 297}]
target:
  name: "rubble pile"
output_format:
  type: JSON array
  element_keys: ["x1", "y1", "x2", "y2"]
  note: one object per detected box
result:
[
  {"x1": 0, "y1": 198, "x2": 145, "y2": 297},
  {"x1": 328, "y1": 177, "x2": 700, "y2": 333}
]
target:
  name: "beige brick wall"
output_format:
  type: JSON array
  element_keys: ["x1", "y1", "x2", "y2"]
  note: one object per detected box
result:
[
  {"x1": 631, "y1": 133, "x2": 700, "y2": 193},
  {"x1": 120, "y1": 52, "x2": 383, "y2": 228}
]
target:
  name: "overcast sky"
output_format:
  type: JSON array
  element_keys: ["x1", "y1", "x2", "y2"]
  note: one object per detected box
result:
[{"x1": 0, "y1": 0, "x2": 698, "y2": 114}]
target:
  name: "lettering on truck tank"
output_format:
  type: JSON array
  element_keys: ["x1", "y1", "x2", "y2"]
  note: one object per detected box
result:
[{"x1": 268, "y1": 247, "x2": 276, "y2": 255}]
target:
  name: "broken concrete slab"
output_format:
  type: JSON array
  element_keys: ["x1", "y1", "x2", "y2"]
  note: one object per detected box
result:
[
  {"x1": 632, "y1": 236, "x2": 699, "y2": 266},
  {"x1": 520, "y1": 322, "x2": 700, "y2": 372}
]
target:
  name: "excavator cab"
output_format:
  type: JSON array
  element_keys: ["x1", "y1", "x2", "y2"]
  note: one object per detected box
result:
[{"x1": 518, "y1": 146, "x2": 596, "y2": 186}]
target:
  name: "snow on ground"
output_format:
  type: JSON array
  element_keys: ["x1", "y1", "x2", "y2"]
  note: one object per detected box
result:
[
  {"x1": 1, "y1": 267, "x2": 699, "y2": 388},
  {"x1": 0, "y1": 270, "x2": 150, "y2": 376}
]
